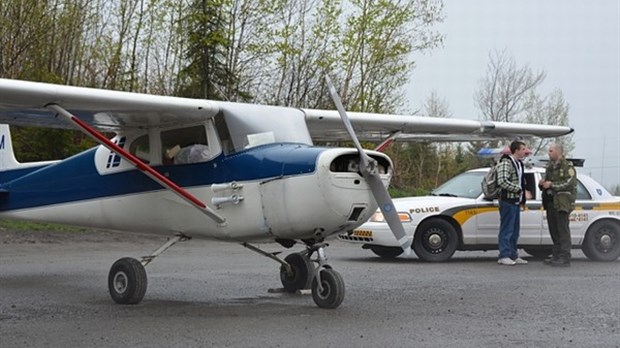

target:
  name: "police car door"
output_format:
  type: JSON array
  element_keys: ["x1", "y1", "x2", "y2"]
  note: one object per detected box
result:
[
  {"x1": 475, "y1": 172, "x2": 543, "y2": 244},
  {"x1": 520, "y1": 171, "x2": 544, "y2": 244}
]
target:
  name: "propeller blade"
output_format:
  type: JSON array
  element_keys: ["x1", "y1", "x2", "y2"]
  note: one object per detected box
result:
[
  {"x1": 325, "y1": 76, "x2": 411, "y2": 252},
  {"x1": 364, "y1": 172, "x2": 412, "y2": 251},
  {"x1": 325, "y1": 76, "x2": 371, "y2": 170}
]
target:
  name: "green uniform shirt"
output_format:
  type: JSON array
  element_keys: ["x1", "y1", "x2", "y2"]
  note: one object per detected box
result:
[{"x1": 542, "y1": 157, "x2": 577, "y2": 212}]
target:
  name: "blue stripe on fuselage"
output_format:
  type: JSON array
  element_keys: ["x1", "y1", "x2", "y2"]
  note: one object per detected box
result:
[
  {"x1": 0, "y1": 164, "x2": 52, "y2": 183},
  {"x1": 0, "y1": 143, "x2": 323, "y2": 211}
]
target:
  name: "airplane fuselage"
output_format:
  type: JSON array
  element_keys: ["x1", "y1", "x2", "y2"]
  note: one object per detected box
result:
[{"x1": 0, "y1": 143, "x2": 389, "y2": 242}]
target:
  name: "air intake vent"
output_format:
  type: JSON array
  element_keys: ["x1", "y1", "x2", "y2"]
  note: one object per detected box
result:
[{"x1": 348, "y1": 206, "x2": 365, "y2": 221}]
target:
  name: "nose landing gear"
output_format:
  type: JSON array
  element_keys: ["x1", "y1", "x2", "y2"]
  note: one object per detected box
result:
[
  {"x1": 243, "y1": 241, "x2": 345, "y2": 309},
  {"x1": 281, "y1": 243, "x2": 345, "y2": 309}
]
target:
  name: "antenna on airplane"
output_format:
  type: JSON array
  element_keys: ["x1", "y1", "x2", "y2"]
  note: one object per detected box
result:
[{"x1": 325, "y1": 76, "x2": 411, "y2": 254}]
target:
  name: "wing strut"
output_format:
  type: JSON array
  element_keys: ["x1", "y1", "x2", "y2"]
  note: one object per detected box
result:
[
  {"x1": 46, "y1": 104, "x2": 226, "y2": 225},
  {"x1": 374, "y1": 131, "x2": 402, "y2": 152}
]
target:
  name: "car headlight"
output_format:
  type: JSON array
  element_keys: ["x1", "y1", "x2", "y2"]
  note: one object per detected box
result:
[{"x1": 369, "y1": 211, "x2": 411, "y2": 223}]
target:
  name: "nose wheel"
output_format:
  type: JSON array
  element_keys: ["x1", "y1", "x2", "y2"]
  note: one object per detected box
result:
[
  {"x1": 278, "y1": 243, "x2": 345, "y2": 309},
  {"x1": 311, "y1": 267, "x2": 345, "y2": 309}
]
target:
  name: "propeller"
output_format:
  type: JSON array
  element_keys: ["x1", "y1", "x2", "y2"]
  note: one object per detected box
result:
[{"x1": 325, "y1": 76, "x2": 412, "y2": 254}]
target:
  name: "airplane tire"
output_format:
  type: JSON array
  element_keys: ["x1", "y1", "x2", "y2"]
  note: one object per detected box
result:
[
  {"x1": 280, "y1": 253, "x2": 313, "y2": 292},
  {"x1": 311, "y1": 268, "x2": 345, "y2": 309},
  {"x1": 108, "y1": 257, "x2": 147, "y2": 304}
]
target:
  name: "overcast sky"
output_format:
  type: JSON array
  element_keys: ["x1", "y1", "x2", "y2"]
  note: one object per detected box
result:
[{"x1": 406, "y1": 0, "x2": 619, "y2": 189}]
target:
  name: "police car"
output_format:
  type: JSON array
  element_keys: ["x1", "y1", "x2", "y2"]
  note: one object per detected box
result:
[{"x1": 338, "y1": 165, "x2": 620, "y2": 262}]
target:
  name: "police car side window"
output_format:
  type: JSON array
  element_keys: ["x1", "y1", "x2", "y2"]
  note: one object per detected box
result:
[{"x1": 576, "y1": 180, "x2": 591, "y2": 200}]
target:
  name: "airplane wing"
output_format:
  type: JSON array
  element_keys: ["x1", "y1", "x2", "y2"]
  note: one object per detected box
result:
[
  {"x1": 303, "y1": 109, "x2": 573, "y2": 142},
  {"x1": 0, "y1": 78, "x2": 572, "y2": 140},
  {"x1": 0, "y1": 79, "x2": 219, "y2": 131}
]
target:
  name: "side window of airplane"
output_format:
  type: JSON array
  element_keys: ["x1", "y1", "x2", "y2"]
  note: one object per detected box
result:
[
  {"x1": 106, "y1": 136, "x2": 126, "y2": 168},
  {"x1": 129, "y1": 135, "x2": 150, "y2": 163},
  {"x1": 161, "y1": 125, "x2": 211, "y2": 165}
]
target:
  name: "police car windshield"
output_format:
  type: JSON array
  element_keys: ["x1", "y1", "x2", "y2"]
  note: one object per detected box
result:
[{"x1": 431, "y1": 171, "x2": 485, "y2": 199}]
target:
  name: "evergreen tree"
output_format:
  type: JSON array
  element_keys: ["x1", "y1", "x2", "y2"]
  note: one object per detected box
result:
[{"x1": 178, "y1": 0, "x2": 237, "y2": 100}]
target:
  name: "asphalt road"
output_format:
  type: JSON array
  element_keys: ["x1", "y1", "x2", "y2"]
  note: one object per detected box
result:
[{"x1": 1, "y1": 230, "x2": 618, "y2": 348}]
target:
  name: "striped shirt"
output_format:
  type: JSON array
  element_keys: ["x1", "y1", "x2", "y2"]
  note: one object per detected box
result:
[{"x1": 496, "y1": 155, "x2": 524, "y2": 202}]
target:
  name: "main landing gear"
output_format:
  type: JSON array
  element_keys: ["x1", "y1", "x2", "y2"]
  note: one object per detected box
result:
[
  {"x1": 243, "y1": 241, "x2": 345, "y2": 309},
  {"x1": 107, "y1": 234, "x2": 190, "y2": 305},
  {"x1": 107, "y1": 235, "x2": 344, "y2": 309}
]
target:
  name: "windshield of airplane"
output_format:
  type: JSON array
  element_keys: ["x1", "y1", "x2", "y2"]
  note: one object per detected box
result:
[
  {"x1": 431, "y1": 171, "x2": 485, "y2": 199},
  {"x1": 216, "y1": 102, "x2": 313, "y2": 153}
]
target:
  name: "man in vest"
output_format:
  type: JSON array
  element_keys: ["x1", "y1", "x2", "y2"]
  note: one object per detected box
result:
[
  {"x1": 539, "y1": 143, "x2": 577, "y2": 267},
  {"x1": 496, "y1": 140, "x2": 529, "y2": 266}
]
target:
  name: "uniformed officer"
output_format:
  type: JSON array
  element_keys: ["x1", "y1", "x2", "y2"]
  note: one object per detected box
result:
[{"x1": 538, "y1": 143, "x2": 577, "y2": 267}]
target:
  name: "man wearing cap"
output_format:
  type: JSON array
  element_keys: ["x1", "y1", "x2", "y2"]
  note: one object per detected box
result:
[
  {"x1": 539, "y1": 143, "x2": 577, "y2": 267},
  {"x1": 496, "y1": 140, "x2": 529, "y2": 266}
]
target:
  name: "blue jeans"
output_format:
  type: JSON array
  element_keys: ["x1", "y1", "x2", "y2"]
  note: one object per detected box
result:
[{"x1": 499, "y1": 200, "x2": 520, "y2": 259}]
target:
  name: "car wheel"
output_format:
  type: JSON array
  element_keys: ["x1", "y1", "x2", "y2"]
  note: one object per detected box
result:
[
  {"x1": 581, "y1": 220, "x2": 620, "y2": 261},
  {"x1": 368, "y1": 245, "x2": 403, "y2": 259},
  {"x1": 523, "y1": 247, "x2": 552, "y2": 259},
  {"x1": 413, "y1": 219, "x2": 458, "y2": 262}
]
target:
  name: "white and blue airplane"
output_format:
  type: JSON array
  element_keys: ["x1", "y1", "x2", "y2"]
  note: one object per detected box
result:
[{"x1": 0, "y1": 78, "x2": 572, "y2": 308}]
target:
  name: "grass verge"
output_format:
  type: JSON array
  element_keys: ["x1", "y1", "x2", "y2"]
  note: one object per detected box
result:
[{"x1": 0, "y1": 218, "x2": 87, "y2": 233}]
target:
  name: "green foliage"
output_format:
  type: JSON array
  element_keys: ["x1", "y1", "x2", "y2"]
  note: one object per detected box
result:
[
  {"x1": 388, "y1": 186, "x2": 431, "y2": 198},
  {"x1": 0, "y1": 0, "x2": 470, "y2": 196},
  {"x1": 177, "y1": 0, "x2": 233, "y2": 99},
  {"x1": 0, "y1": 218, "x2": 87, "y2": 232},
  {"x1": 11, "y1": 126, "x2": 96, "y2": 161}
]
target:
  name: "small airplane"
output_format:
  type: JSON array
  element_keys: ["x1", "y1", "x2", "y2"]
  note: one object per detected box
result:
[{"x1": 0, "y1": 78, "x2": 572, "y2": 308}]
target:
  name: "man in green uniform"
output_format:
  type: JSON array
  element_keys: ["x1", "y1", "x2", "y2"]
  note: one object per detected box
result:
[{"x1": 539, "y1": 143, "x2": 577, "y2": 267}]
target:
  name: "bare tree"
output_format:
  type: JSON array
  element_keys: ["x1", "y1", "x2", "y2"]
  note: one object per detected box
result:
[
  {"x1": 423, "y1": 91, "x2": 453, "y2": 186},
  {"x1": 475, "y1": 50, "x2": 545, "y2": 122},
  {"x1": 524, "y1": 89, "x2": 574, "y2": 156}
]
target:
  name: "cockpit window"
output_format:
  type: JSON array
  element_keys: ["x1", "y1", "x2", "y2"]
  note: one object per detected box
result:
[
  {"x1": 214, "y1": 103, "x2": 312, "y2": 153},
  {"x1": 161, "y1": 125, "x2": 210, "y2": 165},
  {"x1": 129, "y1": 135, "x2": 150, "y2": 163}
]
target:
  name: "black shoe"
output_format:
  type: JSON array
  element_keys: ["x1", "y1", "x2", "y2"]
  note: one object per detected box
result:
[
  {"x1": 543, "y1": 256, "x2": 557, "y2": 265},
  {"x1": 550, "y1": 258, "x2": 570, "y2": 267}
]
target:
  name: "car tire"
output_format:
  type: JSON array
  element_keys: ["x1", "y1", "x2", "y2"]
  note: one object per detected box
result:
[
  {"x1": 523, "y1": 247, "x2": 552, "y2": 259},
  {"x1": 413, "y1": 219, "x2": 458, "y2": 262},
  {"x1": 581, "y1": 220, "x2": 620, "y2": 261},
  {"x1": 368, "y1": 245, "x2": 403, "y2": 259}
]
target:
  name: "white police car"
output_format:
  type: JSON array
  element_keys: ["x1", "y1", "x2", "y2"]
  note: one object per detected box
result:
[{"x1": 338, "y1": 166, "x2": 620, "y2": 262}]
